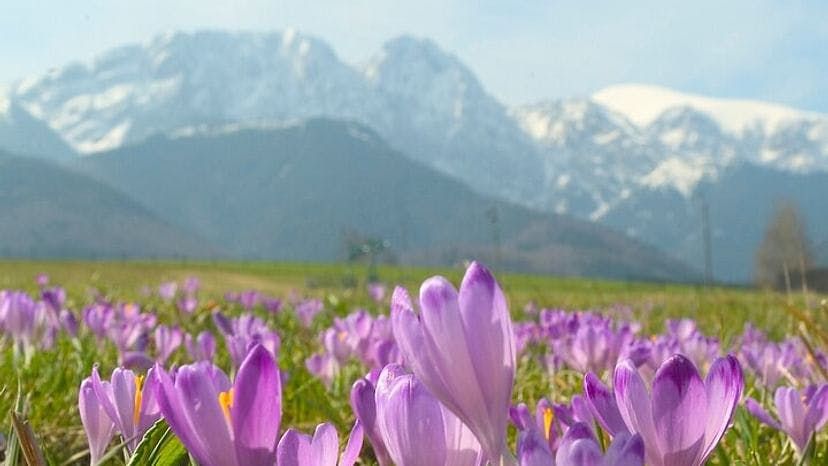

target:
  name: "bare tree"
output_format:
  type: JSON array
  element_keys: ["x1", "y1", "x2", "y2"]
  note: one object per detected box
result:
[{"x1": 755, "y1": 201, "x2": 812, "y2": 295}]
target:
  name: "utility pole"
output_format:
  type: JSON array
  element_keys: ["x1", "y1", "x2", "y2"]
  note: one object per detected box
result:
[
  {"x1": 485, "y1": 206, "x2": 502, "y2": 269},
  {"x1": 699, "y1": 193, "x2": 713, "y2": 286}
]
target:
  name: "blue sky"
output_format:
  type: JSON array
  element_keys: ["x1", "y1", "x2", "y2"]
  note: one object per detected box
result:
[{"x1": 3, "y1": 0, "x2": 826, "y2": 111}]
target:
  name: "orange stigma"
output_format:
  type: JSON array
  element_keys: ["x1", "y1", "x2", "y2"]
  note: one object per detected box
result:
[
  {"x1": 543, "y1": 407, "x2": 554, "y2": 440},
  {"x1": 219, "y1": 389, "x2": 234, "y2": 424},
  {"x1": 133, "y1": 375, "x2": 145, "y2": 426}
]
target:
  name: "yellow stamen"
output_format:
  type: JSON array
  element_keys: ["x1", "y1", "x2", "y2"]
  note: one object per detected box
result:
[
  {"x1": 543, "y1": 407, "x2": 554, "y2": 440},
  {"x1": 337, "y1": 331, "x2": 348, "y2": 342},
  {"x1": 133, "y1": 375, "x2": 145, "y2": 426},
  {"x1": 219, "y1": 389, "x2": 234, "y2": 424}
]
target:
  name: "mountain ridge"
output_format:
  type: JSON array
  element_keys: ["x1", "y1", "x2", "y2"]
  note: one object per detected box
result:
[{"x1": 2, "y1": 29, "x2": 826, "y2": 281}]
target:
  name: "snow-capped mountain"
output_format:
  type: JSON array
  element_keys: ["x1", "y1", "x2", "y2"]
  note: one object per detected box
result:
[
  {"x1": 513, "y1": 84, "x2": 828, "y2": 218},
  {"x1": 9, "y1": 30, "x2": 544, "y2": 206},
  {"x1": 3, "y1": 30, "x2": 827, "y2": 281}
]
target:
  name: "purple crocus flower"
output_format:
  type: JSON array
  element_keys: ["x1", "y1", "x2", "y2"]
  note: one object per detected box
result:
[
  {"x1": 263, "y1": 297, "x2": 283, "y2": 313},
  {"x1": 185, "y1": 331, "x2": 217, "y2": 362},
  {"x1": 745, "y1": 384, "x2": 828, "y2": 454},
  {"x1": 373, "y1": 364, "x2": 482, "y2": 466},
  {"x1": 276, "y1": 422, "x2": 363, "y2": 466},
  {"x1": 613, "y1": 354, "x2": 743, "y2": 466},
  {"x1": 511, "y1": 399, "x2": 572, "y2": 456},
  {"x1": 158, "y1": 282, "x2": 178, "y2": 301},
  {"x1": 89, "y1": 366, "x2": 161, "y2": 450},
  {"x1": 35, "y1": 273, "x2": 49, "y2": 287},
  {"x1": 177, "y1": 296, "x2": 198, "y2": 314},
  {"x1": 239, "y1": 290, "x2": 261, "y2": 311},
  {"x1": 155, "y1": 344, "x2": 282, "y2": 466},
  {"x1": 183, "y1": 276, "x2": 200, "y2": 296},
  {"x1": 367, "y1": 282, "x2": 387, "y2": 303},
  {"x1": 212, "y1": 311, "x2": 280, "y2": 368},
  {"x1": 391, "y1": 261, "x2": 514, "y2": 464},
  {"x1": 78, "y1": 378, "x2": 116, "y2": 465},
  {"x1": 296, "y1": 299, "x2": 324, "y2": 327},
  {"x1": 154, "y1": 325, "x2": 183, "y2": 364},
  {"x1": 517, "y1": 421, "x2": 644, "y2": 466},
  {"x1": 350, "y1": 374, "x2": 393, "y2": 466}
]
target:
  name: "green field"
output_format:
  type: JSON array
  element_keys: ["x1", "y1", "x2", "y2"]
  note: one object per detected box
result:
[{"x1": 0, "y1": 260, "x2": 824, "y2": 465}]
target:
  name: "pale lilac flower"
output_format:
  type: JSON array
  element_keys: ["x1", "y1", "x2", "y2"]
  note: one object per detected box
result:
[
  {"x1": 745, "y1": 384, "x2": 828, "y2": 454},
  {"x1": 213, "y1": 312, "x2": 280, "y2": 368},
  {"x1": 350, "y1": 375, "x2": 393, "y2": 466},
  {"x1": 177, "y1": 296, "x2": 198, "y2": 314},
  {"x1": 78, "y1": 378, "x2": 116, "y2": 465},
  {"x1": 276, "y1": 422, "x2": 363, "y2": 466},
  {"x1": 517, "y1": 421, "x2": 644, "y2": 466},
  {"x1": 391, "y1": 262, "x2": 515, "y2": 463},
  {"x1": 367, "y1": 282, "x2": 387, "y2": 303},
  {"x1": 89, "y1": 367, "x2": 161, "y2": 450},
  {"x1": 158, "y1": 282, "x2": 178, "y2": 301},
  {"x1": 154, "y1": 325, "x2": 183, "y2": 364},
  {"x1": 613, "y1": 354, "x2": 743, "y2": 466},
  {"x1": 239, "y1": 290, "x2": 261, "y2": 311},
  {"x1": 35, "y1": 273, "x2": 49, "y2": 287},
  {"x1": 185, "y1": 331, "x2": 216, "y2": 362},
  {"x1": 296, "y1": 299, "x2": 324, "y2": 327},
  {"x1": 373, "y1": 364, "x2": 482, "y2": 466},
  {"x1": 154, "y1": 344, "x2": 282, "y2": 466}
]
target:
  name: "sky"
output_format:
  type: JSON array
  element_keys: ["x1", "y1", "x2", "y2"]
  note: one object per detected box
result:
[{"x1": 3, "y1": 0, "x2": 827, "y2": 112}]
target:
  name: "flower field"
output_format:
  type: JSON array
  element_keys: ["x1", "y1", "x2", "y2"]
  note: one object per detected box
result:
[{"x1": 0, "y1": 260, "x2": 825, "y2": 465}]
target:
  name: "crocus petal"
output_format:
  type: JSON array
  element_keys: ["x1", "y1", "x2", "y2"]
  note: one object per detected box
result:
[
  {"x1": 277, "y1": 429, "x2": 312, "y2": 466},
  {"x1": 456, "y1": 262, "x2": 515, "y2": 458},
  {"x1": 745, "y1": 398, "x2": 781, "y2": 430},
  {"x1": 350, "y1": 379, "x2": 391, "y2": 466},
  {"x1": 701, "y1": 355, "x2": 743, "y2": 461},
  {"x1": 375, "y1": 365, "x2": 448, "y2": 466},
  {"x1": 517, "y1": 430, "x2": 554, "y2": 466},
  {"x1": 339, "y1": 421, "x2": 364, "y2": 466},
  {"x1": 651, "y1": 354, "x2": 707, "y2": 466},
  {"x1": 442, "y1": 403, "x2": 484, "y2": 466},
  {"x1": 153, "y1": 366, "x2": 212, "y2": 464},
  {"x1": 776, "y1": 386, "x2": 808, "y2": 451},
  {"x1": 89, "y1": 367, "x2": 120, "y2": 434},
  {"x1": 232, "y1": 344, "x2": 281, "y2": 466},
  {"x1": 311, "y1": 423, "x2": 340, "y2": 466},
  {"x1": 614, "y1": 359, "x2": 660, "y2": 462},
  {"x1": 604, "y1": 433, "x2": 646, "y2": 466},
  {"x1": 584, "y1": 372, "x2": 629, "y2": 436},
  {"x1": 555, "y1": 422, "x2": 601, "y2": 466},
  {"x1": 79, "y1": 378, "x2": 115, "y2": 466},
  {"x1": 510, "y1": 403, "x2": 533, "y2": 431},
  {"x1": 804, "y1": 385, "x2": 828, "y2": 434},
  {"x1": 110, "y1": 368, "x2": 138, "y2": 442}
]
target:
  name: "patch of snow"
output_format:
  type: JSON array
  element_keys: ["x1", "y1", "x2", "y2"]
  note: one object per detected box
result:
[
  {"x1": 554, "y1": 200, "x2": 567, "y2": 214},
  {"x1": 593, "y1": 83, "x2": 826, "y2": 134},
  {"x1": 556, "y1": 174, "x2": 570, "y2": 188},
  {"x1": 639, "y1": 157, "x2": 710, "y2": 196},
  {"x1": 659, "y1": 128, "x2": 687, "y2": 147},
  {"x1": 0, "y1": 92, "x2": 8, "y2": 116},
  {"x1": 589, "y1": 200, "x2": 610, "y2": 221},
  {"x1": 760, "y1": 148, "x2": 779, "y2": 163},
  {"x1": 593, "y1": 130, "x2": 619, "y2": 145},
  {"x1": 75, "y1": 120, "x2": 131, "y2": 153}
]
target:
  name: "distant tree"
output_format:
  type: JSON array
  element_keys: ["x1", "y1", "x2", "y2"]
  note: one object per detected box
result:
[{"x1": 754, "y1": 201, "x2": 812, "y2": 291}]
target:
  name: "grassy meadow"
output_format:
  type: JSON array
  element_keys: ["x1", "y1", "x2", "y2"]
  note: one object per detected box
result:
[{"x1": 0, "y1": 260, "x2": 824, "y2": 465}]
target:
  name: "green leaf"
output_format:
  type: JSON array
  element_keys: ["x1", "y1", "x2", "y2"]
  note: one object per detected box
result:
[{"x1": 127, "y1": 419, "x2": 189, "y2": 466}]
